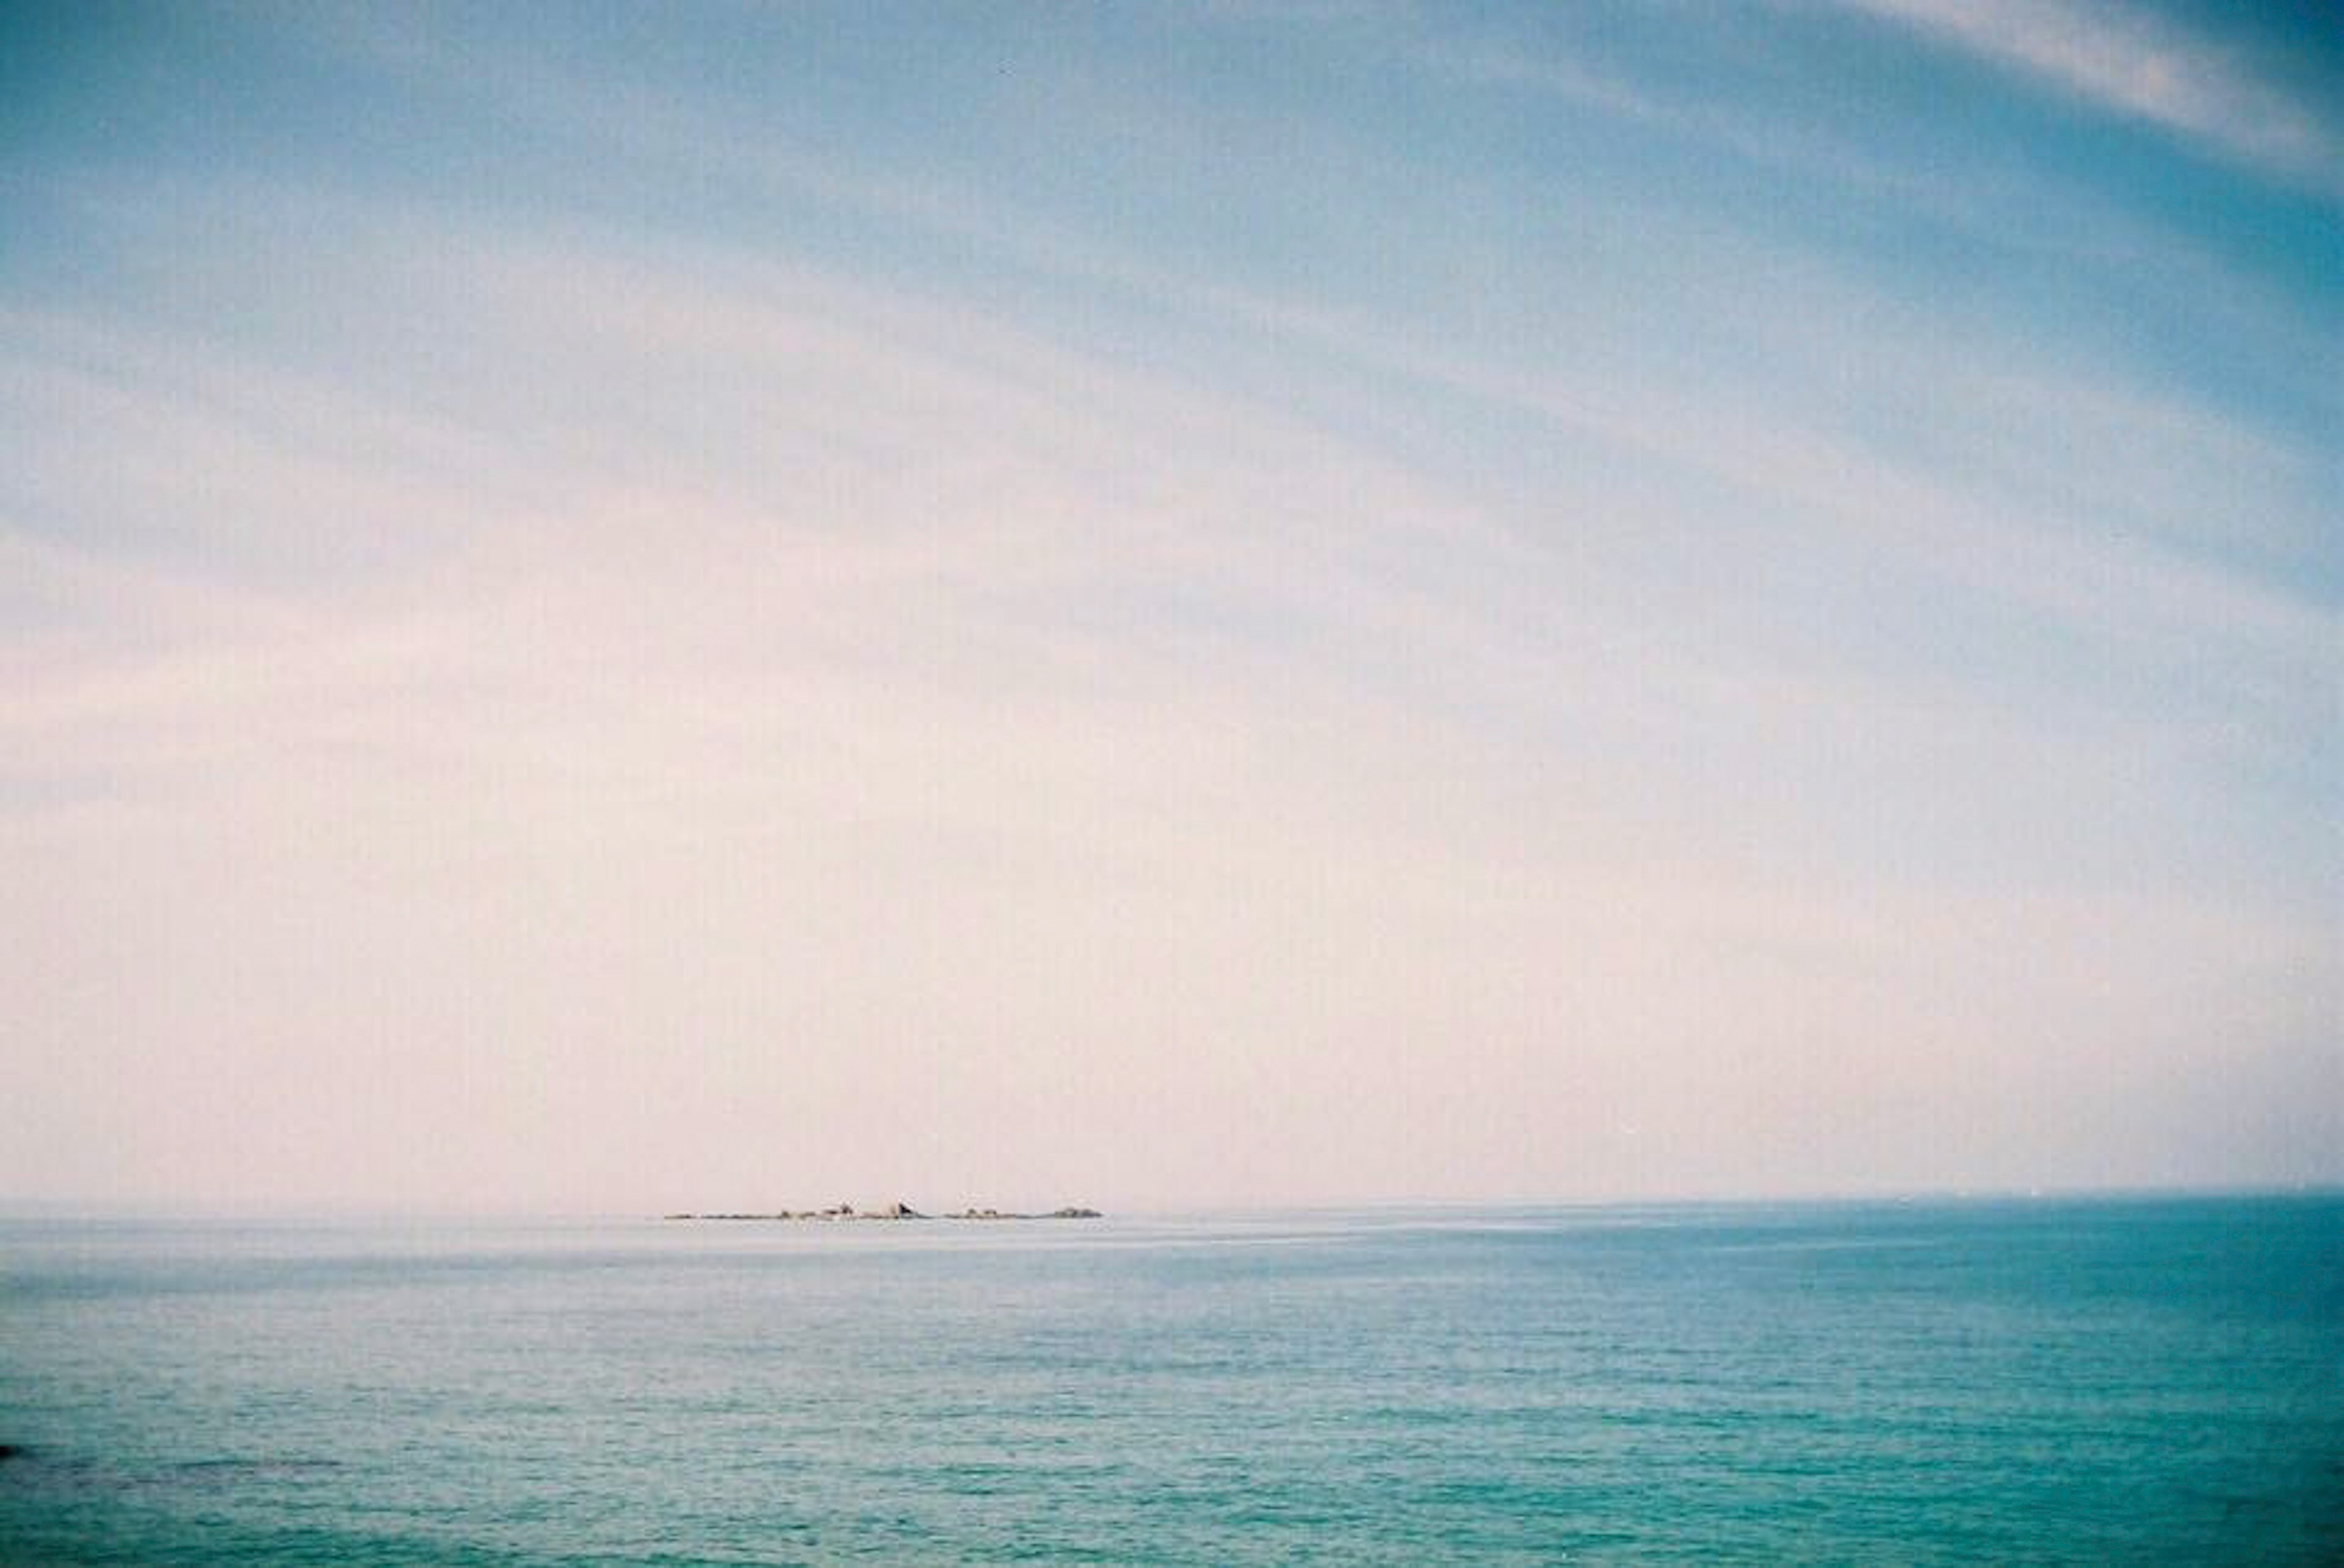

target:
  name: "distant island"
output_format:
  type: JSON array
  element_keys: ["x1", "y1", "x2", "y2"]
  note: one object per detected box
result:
[{"x1": 662, "y1": 1202, "x2": 1101, "y2": 1221}]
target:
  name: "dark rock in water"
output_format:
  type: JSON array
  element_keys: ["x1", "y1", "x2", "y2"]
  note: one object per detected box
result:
[
  {"x1": 1049, "y1": 1207, "x2": 1103, "y2": 1219},
  {"x1": 0, "y1": 1443, "x2": 21, "y2": 1461}
]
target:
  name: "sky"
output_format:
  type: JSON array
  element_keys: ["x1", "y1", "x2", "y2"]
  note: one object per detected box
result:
[{"x1": 1, "y1": 1, "x2": 2336, "y2": 1214}]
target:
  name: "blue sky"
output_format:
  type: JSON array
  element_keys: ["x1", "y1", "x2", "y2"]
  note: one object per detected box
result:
[{"x1": 1, "y1": 2, "x2": 2336, "y2": 1210}]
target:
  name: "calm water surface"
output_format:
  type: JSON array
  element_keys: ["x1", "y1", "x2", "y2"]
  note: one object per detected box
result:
[{"x1": 2, "y1": 1197, "x2": 2339, "y2": 1563}]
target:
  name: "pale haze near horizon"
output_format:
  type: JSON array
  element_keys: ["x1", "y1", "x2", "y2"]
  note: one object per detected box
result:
[{"x1": 1, "y1": 2, "x2": 2337, "y2": 1215}]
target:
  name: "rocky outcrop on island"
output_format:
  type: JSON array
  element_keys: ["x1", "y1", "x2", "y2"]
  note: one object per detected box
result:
[{"x1": 662, "y1": 1201, "x2": 1100, "y2": 1221}]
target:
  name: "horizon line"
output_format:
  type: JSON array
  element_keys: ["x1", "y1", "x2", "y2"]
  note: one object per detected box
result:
[{"x1": 2, "y1": 1180, "x2": 2337, "y2": 1226}]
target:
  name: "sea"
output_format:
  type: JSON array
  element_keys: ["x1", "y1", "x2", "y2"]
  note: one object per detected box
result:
[{"x1": 1, "y1": 1196, "x2": 2337, "y2": 1564}]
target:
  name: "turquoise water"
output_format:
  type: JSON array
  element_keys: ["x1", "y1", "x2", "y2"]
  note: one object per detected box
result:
[{"x1": 2, "y1": 1197, "x2": 2338, "y2": 1564}]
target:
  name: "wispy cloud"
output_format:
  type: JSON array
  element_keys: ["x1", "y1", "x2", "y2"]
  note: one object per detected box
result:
[{"x1": 1836, "y1": 0, "x2": 2342, "y2": 191}]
